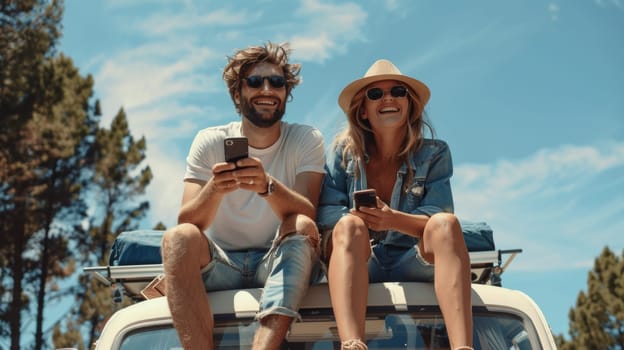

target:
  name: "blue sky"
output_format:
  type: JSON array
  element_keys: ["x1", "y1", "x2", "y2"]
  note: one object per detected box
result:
[{"x1": 59, "y1": 0, "x2": 624, "y2": 339}]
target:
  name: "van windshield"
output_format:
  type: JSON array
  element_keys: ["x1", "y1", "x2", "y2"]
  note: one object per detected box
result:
[{"x1": 120, "y1": 310, "x2": 539, "y2": 349}]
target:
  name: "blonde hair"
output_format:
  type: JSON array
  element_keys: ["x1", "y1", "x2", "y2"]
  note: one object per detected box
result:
[{"x1": 333, "y1": 84, "x2": 434, "y2": 188}]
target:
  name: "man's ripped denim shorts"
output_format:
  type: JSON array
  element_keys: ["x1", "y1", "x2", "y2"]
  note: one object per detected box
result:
[{"x1": 200, "y1": 234, "x2": 320, "y2": 320}]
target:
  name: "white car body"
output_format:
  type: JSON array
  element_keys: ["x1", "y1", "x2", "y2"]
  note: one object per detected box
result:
[{"x1": 87, "y1": 250, "x2": 557, "y2": 349}]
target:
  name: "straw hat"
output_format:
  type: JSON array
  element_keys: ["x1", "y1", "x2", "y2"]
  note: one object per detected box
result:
[{"x1": 338, "y1": 59, "x2": 430, "y2": 115}]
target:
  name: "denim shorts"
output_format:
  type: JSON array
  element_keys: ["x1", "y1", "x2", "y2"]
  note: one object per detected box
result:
[
  {"x1": 321, "y1": 230, "x2": 434, "y2": 283},
  {"x1": 368, "y1": 242, "x2": 434, "y2": 283},
  {"x1": 200, "y1": 234, "x2": 319, "y2": 320}
]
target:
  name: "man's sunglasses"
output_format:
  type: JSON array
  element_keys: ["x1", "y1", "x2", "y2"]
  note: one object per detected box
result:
[
  {"x1": 244, "y1": 75, "x2": 286, "y2": 89},
  {"x1": 366, "y1": 85, "x2": 408, "y2": 100}
]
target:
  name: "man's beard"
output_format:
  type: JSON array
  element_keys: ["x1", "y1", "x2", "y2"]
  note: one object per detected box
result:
[{"x1": 240, "y1": 97, "x2": 285, "y2": 128}]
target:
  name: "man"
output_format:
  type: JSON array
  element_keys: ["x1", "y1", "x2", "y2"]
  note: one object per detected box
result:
[{"x1": 161, "y1": 42, "x2": 326, "y2": 349}]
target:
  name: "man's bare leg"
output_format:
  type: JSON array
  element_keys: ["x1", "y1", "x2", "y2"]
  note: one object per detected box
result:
[
  {"x1": 252, "y1": 214, "x2": 319, "y2": 349},
  {"x1": 252, "y1": 314, "x2": 293, "y2": 350},
  {"x1": 278, "y1": 213, "x2": 320, "y2": 249},
  {"x1": 162, "y1": 223, "x2": 213, "y2": 350}
]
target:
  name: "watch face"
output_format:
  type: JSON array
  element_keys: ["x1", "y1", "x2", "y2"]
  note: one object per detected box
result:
[{"x1": 266, "y1": 178, "x2": 274, "y2": 195}]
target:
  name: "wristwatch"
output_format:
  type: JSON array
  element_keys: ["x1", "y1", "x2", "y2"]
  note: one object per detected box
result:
[{"x1": 258, "y1": 174, "x2": 274, "y2": 197}]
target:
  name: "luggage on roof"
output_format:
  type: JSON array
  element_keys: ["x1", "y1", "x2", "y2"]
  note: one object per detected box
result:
[
  {"x1": 107, "y1": 221, "x2": 496, "y2": 267},
  {"x1": 86, "y1": 221, "x2": 519, "y2": 301}
]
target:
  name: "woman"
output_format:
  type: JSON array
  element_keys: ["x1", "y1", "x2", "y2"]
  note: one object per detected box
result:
[{"x1": 317, "y1": 59, "x2": 473, "y2": 350}]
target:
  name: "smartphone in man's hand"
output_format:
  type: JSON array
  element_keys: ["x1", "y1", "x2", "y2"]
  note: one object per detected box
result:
[
  {"x1": 353, "y1": 189, "x2": 377, "y2": 210},
  {"x1": 224, "y1": 137, "x2": 248, "y2": 164}
]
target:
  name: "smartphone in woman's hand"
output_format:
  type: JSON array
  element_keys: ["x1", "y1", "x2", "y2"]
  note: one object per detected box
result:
[{"x1": 353, "y1": 189, "x2": 377, "y2": 210}]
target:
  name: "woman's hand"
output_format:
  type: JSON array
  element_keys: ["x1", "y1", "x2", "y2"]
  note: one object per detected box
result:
[{"x1": 349, "y1": 197, "x2": 395, "y2": 231}]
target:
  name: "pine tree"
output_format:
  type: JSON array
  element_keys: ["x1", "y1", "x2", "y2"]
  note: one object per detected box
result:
[
  {"x1": 1, "y1": 1, "x2": 103, "y2": 349},
  {"x1": 1, "y1": 53, "x2": 98, "y2": 350},
  {"x1": 1, "y1": 2, "x2": 64, "y2": 342},
  {"x1": 0, "y1": 0, "x2": 63, "y2": 152},
  {"x1": 54, "y1": 108, "x2": 152, "y2": 348},
  {"x1": 558, "y1": 246, "x2": 624, "y2": 349},
  {"x1": 31, "y1": 54, "x2": 99, "y2": 350},
  {"x1": 52, "y1": 319, "x2": 85, "y2": 350}
]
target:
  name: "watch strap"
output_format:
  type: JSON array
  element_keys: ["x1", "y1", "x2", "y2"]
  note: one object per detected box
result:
[{"x1": 258, "y1": 174, "x2": 274, "y2": 197}]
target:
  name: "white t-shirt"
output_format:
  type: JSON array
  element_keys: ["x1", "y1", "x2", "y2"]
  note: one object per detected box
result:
[{"x1": 185, "y1": 121, "x2": 326, "y2": 250}]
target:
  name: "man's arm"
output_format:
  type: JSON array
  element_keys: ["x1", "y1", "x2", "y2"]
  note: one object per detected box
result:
[
  {"x1": 261, "y1": 171, "x2": 324, "y2": 221},
  {"x1": 177, "y1": 162, "x2": 239, "y2": 231}
]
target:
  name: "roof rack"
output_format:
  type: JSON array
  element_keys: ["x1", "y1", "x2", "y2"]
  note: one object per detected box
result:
[
  {"x1": 84, "y1": 264, "x2": 164, "y2": 302},
  {"x1": 85, "y1": 248, "x2": 522, "y2": 302},
  {"x1": 470, "y1": 249, "x2": 523, "y2": 286}
]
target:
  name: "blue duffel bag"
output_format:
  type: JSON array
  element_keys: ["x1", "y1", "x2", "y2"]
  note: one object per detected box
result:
[
  {"x1": 109, "y1": 221, "x2": 495, "y2": 266},
  {"x1": 460, "y1": 220, "x2": 495, "y2": 252},
  {"x1": 109, "y1": 230, "x2": 165, "y2": 266}
]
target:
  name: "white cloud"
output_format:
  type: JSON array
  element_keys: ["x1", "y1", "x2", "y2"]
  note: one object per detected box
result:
[
  {"x1": 454, "y1": 142, "x2": 624, "y2": 271},
  {"x1": 290, "y1": 33, "x2": 337, "y2": 63},
  {"x1": 144, "y1": 145, "x2": 187, "y2": 229},
  {"x1": 93, "y1": 39, "x2": 221, "y2": 131},
  {"x1": 385, "y1": 0, "x2": 399, "y2": 11},
  {"x1": 548, "y1": 3, "x2": 560, "y2": 21},
  {"x1": 111, "y1": 1, "x2": 367, "y2": 64},
  {"x1": 594, "y1": 0, "x2": 624, "y2": 9},
  {"x1": 91, "y1": 0, "x2": 370, "y2": 134},
  {"x1": 136, "y1": 8, "x2": 258, "y2": 36},
  {"x1": 128, "y1": 102, "x2": 218, "y2": 141},
  {"x1": 288, "y1": 0, "x2": 367, "y2": 62}
]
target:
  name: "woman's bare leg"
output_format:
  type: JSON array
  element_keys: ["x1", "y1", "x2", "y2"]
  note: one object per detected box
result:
[
  {"x1": 327, "y1": 215, "x2": 372, "y2": 344},
  {"x1": 421, "y1": 213, "x2": 473, "y2": 349}
]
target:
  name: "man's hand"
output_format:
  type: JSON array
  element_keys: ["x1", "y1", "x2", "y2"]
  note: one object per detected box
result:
[
  {"x1": 212, "y1": 157, "x2": 269, "y2": 194},
  {"x1": 210, "y1": 162, "x2": 241, "y2": 194}
]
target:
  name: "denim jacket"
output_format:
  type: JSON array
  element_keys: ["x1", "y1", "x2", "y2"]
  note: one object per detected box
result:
[{"x1": 317, "y1": 138, "x2": 455, "y2": 248}]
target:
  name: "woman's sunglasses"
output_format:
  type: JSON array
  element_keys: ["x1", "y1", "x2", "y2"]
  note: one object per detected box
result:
[
  {"x1": 244, "y1": 75, "x2": 286, "y2": 89},
  {"x1": 366, "y1": 85, "x2": 408, "y2": 100}
]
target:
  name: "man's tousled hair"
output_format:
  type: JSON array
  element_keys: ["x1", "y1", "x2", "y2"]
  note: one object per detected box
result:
[{"x1": 223, "y1": 42, "x2": 301, "y2": 114}]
